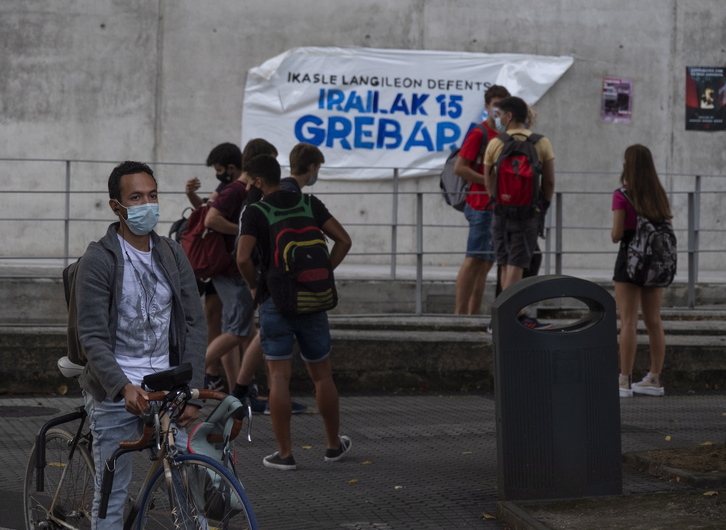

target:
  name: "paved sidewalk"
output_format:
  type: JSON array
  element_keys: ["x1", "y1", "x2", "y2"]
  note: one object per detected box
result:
[{"x1": 2, "y1": 391, "x2": 724, "y2": 529}]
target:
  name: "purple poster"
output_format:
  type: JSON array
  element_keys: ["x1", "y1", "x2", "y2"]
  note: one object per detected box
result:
[{"x1": 601, "y1": 77, "x2": 633, "y2": 123}]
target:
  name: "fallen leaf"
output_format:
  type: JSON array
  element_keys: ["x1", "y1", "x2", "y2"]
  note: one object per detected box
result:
[
  {"x1": 462, "y1": 451, "x2": 473, "y2": 455},
  {"x1": 394, "y1": 485, "x2": 404, "y2": 490},
  {"x1": 362, "y1": 461, "x2": 373, "y2": 465},
  {"x1": 704, "y1": 491, "x2": 719, "y2": 496},
  {"x1": 348, "y1": 479, "x2": 359, "y2": 484},
  {"x1": 57, "y1": 385, "x2": 68, "y2": 395},
  {"x1": 665, "y1": 436, "x2": 672, "y2": 441},
  {"x1": 301, "y1": 445, "x2": 312, "y2": 450},
  {"x1": 481, "y1": 512, "x2": 496, "y2": 520},
  {"x1": 701, "y1": 441, "x2": 713, "y2": 446}
]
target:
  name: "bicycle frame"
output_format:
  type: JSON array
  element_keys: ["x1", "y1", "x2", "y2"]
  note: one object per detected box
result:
[
  {"x1": 33, "y1": 407, "x2": 87, "y2": 492},
  {"x1": 28, "y1": 385, "x2": 251, "y2": 530}
]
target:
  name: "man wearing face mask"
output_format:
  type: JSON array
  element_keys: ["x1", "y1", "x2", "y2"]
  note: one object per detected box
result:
[
  {"x1": 183, "y1": 143, "x2": 245, "y2": 393},
  {"x1": 483, "y1": 96, "x2": 555, "y2": 330},
  {"x1": 452, "y1": 85, "x2": 511, "y2": 316},
  {"x1": 75, "y1": 161, "x2": 206, "y2": 527},
  {"x1": 280, "y1": 142, "x2": 325, "y2": 193}
]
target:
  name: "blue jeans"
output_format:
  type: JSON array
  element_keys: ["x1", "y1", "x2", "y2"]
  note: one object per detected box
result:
[
  {"x1": 84, "y1": 393, "x2": 188, "y2": 528},
  {"x1": 258, "y1": 298, "x2": 331, "y2": 362},
  {"x1": 464, "y1": 204, "x2": 494, "y2": 261}
]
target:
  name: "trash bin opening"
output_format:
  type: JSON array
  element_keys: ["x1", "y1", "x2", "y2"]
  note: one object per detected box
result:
[{"x1": 513, "y1": 297, "x2": 605, "y2": 333}]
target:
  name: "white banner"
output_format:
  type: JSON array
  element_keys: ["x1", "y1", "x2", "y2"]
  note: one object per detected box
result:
[{"x1": 242, "y1": 47, "x2": 573, "y2": 180}]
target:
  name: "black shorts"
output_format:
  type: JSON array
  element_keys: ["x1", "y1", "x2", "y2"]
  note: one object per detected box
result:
[
  {"x1": 613, "y1": 230, "x2": 636, "y2": 283},
  {"x1": 196, "y1": 278, "x2": 218, "y2": 297}
]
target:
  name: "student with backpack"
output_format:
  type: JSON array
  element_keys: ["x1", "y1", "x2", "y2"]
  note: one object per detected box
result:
[
  {"x1": 483, "y1": 96, "x2": 555, "y2": 329},
  {"x1": 237, "y1": 154, "x2": 352, "y2": 471},
  {"x1": 453, "y1": 84, "x2": 511, "y2": 315},
  {"x1": 612, "y1": 144, "x2": 675, "y2": 398}
]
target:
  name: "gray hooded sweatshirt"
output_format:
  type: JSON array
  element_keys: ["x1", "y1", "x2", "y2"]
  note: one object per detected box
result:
[{"x1": 77, "y1": 222, "x2": 206, "y2": 403}]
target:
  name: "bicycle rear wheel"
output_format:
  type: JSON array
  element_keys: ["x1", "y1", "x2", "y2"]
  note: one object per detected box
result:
[
  {"x1": 24, "y1": 427, "x2": 95, "y2": 530},
  {"x1": 136, "y1": 454, "x2": 258, "y2": 530}
]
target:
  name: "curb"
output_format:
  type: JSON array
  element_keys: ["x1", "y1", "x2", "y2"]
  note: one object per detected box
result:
[
  {"x1": 496, "y1": 501, "x2": 553, "y2": 530},
  {"x1": 623, "y1": 450, "x2": 726, "y2": 488}
]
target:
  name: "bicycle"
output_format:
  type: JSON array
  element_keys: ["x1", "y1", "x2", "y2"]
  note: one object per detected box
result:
[{"x1": 24, "y1": 360, "x2": 259, "y2": 529}]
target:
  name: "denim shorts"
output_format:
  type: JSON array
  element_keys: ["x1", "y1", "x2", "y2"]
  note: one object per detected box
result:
[
  {"x1": 464, "y1": 204, "x2": 494, "y2": 261},
  {"x1": 258, "y1": 298, "x2": 331, "y2": 362}
]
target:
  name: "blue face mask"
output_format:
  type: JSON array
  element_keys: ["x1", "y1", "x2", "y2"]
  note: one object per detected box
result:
[
  {"x1": 494, "y1": 117, "x2": 506, "y2": 133},
  {"x1": 116, "y1": 200, "x2": 160, "y2": 236}
]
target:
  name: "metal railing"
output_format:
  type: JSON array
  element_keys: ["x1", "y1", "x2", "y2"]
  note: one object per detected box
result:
[{"x1": 1, "y1": 158, "x2": 725, "y2": 312}]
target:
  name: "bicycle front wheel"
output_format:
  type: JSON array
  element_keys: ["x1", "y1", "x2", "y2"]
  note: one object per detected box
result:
[
  {"x1": 136, "y1": 454, "x2": 258, "y2": 530},
  {"x1": 24, "y1": 427, "x2": 95, "y2": 530}
]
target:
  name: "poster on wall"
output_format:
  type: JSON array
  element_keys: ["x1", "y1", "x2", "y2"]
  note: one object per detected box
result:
[
  {"x1": 601, "y1": 77, "x2": 632, "y2": 123},
  {"x1": 686, "y1": 66, "x2": 726, "y2": 131},
  {"x1": 242, "y1": 47, "x2": 574, "y2": 179}
]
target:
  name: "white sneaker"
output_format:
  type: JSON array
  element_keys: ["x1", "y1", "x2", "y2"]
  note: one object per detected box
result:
[
  {"x1": 619, "y1": 374, "x2": 633, "y2": 398},
  {"x1": 632, "y1": 374, "x2": 665, "y2": 396}
]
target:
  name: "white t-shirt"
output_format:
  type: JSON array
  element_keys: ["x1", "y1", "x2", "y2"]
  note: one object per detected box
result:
[{"x1": 115, "y1": 235, "x2": 173, "y2": 386}]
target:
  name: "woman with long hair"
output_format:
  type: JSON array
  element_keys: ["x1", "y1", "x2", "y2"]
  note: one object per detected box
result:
[{"x1": 611, "y1": 144, "x2": 672, "y2": 397}]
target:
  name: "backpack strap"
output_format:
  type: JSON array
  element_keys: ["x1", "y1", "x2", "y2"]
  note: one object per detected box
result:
[
  {"x1": 618, "y1": 187, "x2": 635, "y2": 210},
  {"x1": 473, "y1": 123, "x2": 489, "y2": 166}
]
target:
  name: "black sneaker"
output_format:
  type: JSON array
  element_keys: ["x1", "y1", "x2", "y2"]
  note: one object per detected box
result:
[
  {"x1": 518, "y1": 314, "x2": 552, "y2": 330},
  {"x1": 204, "y1": 373, "x2": 224, "y2": 392},
  {"x1": 263, "y1": 452, "x2": 297, "y2": 470},
  {"x1": 244, "y1": 384, "x2": 268, "y2": 414},
  {"x1": 324, "y1": 435, "x2": 352, "y2": 462}
]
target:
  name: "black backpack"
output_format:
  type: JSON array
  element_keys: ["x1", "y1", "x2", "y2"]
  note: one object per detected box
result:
[
  {"x1": 619, "y1": 188, "x2": 677, "y2": 287},
  {"x1": 252, "y1": 194, "x2": 338, "y2": 316},
  {"x1": 168, "y1": 207, "x2": 193, "y2": 242},
  {"x1": 439, "y1": 124, "x2": 488, "y2": 211},
  {"x1": 491, "y1": 132, "x2": 544, "y2": 221}
]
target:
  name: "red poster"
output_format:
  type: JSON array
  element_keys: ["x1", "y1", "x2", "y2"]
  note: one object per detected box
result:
[{"x1": 686, "y1": 66, "x2": 726, "y2": 131}]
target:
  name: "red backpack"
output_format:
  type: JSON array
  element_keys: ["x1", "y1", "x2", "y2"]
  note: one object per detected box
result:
[
  {"x1": 180, "y1": 205, "x2": 237, "y2": 278},
  {"x1": 492, "y1": 132, "x2": 543, "y2": 220}
]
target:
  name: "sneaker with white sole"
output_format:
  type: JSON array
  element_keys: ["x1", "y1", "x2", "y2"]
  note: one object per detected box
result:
[
  {"x1": 263, "y1": 452, "x2": 297, "y2": 470},
  {"x1": 632, "y1": 373, "x2": 665, "y2": 396},
  {"x1": 619, "y1": 374, "x2": 633, "y2": 398},
  {"x1": 518, "y1": 314, "x2": 552, "y2": 330},
  {"x1": 204, "y1": 373, "x2": 224, "y2": 392},
  {"x1": 324, "y1": 435, "x2": 352, "y2": 462}
]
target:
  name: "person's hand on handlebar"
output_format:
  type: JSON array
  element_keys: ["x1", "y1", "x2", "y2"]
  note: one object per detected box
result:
[
  {"x1": 176, "y1": 403, "x2": 201, "y2": 428},
  {"x1": 121, "y1": 383, "x2": 149, "y2": 415}
]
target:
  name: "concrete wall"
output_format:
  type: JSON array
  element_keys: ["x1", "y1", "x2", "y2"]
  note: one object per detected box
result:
[{"x1": 1, "y1": 0, "x2": 725, "y2": 269}]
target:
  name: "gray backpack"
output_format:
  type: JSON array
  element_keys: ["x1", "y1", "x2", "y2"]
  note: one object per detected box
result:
[{"x1": 439, "y1": 124, "x2": 488, "y2": 211}]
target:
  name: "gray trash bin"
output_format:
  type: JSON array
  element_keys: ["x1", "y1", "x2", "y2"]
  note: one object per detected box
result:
[{"x1": 492, "y1": 275, "x2": 622, "y2": 501}]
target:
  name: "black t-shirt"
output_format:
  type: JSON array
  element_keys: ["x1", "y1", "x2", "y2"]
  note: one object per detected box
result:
[
  {"x1": 280, "y1": 177, "x2": 302, "y2": 194},
  {"x1": 240, "y1": 190, "x2": 332, "y2": 302}
]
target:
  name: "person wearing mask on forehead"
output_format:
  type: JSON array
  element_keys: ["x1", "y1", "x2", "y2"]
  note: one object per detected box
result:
[{"x1": 76, "y1": 161, "x2": 206, "y2": 527}]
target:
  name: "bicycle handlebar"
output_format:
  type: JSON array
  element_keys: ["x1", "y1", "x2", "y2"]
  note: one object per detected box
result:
[{"x1": 118, "y1": 389, "x2": 244, "y2": 450}]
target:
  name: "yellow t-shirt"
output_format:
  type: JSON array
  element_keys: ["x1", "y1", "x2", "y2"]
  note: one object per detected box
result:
[{"x1": 483, "y1": 128, "x2": 555, "y2": 167}]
